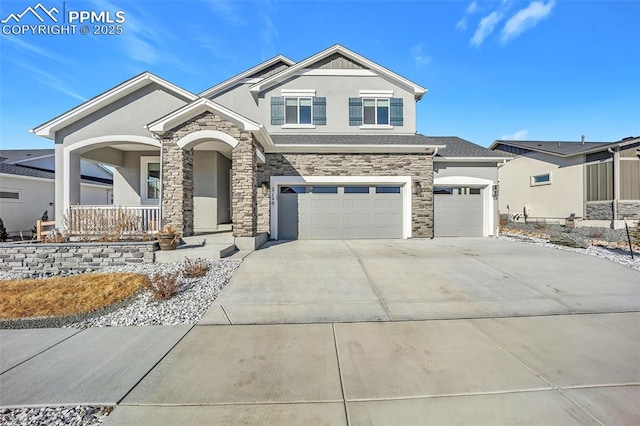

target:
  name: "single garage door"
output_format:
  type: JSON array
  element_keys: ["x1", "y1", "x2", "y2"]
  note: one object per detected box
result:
[
  {"x1": 278, "y1": 185, "x2": 403, "y2": 239},
  {"x1": 434, "y1": 187, "x2": 484, "y2": 237}
]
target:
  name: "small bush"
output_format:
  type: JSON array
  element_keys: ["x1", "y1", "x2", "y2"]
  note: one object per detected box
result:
[
  {"x1": 146, "y1": 272, "x2": 180, "y2": 300},
  {"x1": 31, "y1": 210, "x2": 49, "y2": 236},
  {"x1": 591, "y1": 230, "x2": 603, "y2": 239},
  {"x1": 535, "y1": 219, "x2": 547, "y2": 230},
  {"x1": 183, "y1": 257, "x2": 209, "y2": 278}
]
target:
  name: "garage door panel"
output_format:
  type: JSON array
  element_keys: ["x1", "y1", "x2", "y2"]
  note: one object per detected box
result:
[
  {"x1": 434, "y1": 191, "x2": 483, "y2": 237},
  {"x1": 279, "y1": 184, "x2": 404, "y2": 240}
]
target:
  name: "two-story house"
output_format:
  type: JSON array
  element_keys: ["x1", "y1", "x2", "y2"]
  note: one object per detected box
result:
[{"x1": 31, "y1": 44, "x2": 506, "y2": 248}]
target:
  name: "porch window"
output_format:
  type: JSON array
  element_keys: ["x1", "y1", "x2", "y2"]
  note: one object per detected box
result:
[{"x1": 140, "y1": 156, "x2": 161, "y2": 204}]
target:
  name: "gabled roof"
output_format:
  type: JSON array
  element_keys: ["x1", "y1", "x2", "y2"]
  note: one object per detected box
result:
[
  {"x1": 432, "y1": 137, "x2": 512, "y2": 160},
  {"x1": 0, "y1": 149, "x2": 54, "y2": 164},
  {"x1": 249, "y1": 44, "x2": 428, "y2": 100},
  {"x1": 31, "y1": 72, "x2": 197, "y2": 139},
  {"x1": 489, "y1": 139, "x2": 613, "y2": 157},
  {"x1": 198, "y1": 55, "x2": 295, "y2": 98},
  {"x1": 146, "y1": 97, "x2": 261, "y2": 134}
]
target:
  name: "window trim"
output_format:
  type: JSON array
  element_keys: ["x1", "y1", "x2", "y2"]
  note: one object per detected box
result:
[
  {"x1": 140, "y1": 156, "x2": 161, "y2": 205},
  {"x1": 361, "y1": 97, "x2": 391, "y2": 127},
  {"x1": 0, "y1": 187, "x2": 23, "y2": 203},
  {"x1": 530, "y1": 172, "x2": 552, "y2": 187},
  {"x1": 284, "y1": 96, "x2": 313, "y2": 126}
]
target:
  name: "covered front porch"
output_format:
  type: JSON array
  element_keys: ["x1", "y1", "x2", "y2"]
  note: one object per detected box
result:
[{"x1": 58, "y1": 133, "x2": 233, "y2": 238}]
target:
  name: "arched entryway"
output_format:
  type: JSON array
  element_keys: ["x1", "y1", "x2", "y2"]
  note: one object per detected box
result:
[{"x1": 175, "y1": 130, "x2": 238, "y2": 233}]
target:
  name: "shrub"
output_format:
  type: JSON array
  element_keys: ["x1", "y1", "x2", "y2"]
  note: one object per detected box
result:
[
  {"x1": 0, "y1": 217, "x2": 8, "y2": 242},
  {"x1": 146, "y1": 272, "x2": 180, "y2": 300},
  {"x1": 591, "y1": 230, "x2": 603, "y2": 239},
  {"x1": 63, "y1": 207, "x2": 154, "y2": 242},
  {"x1": 31, "y1": 210, "x2": 49, "y2": 236},
  {"x1": 183, "y1": 257, "x2": 209, "y2": 278}
]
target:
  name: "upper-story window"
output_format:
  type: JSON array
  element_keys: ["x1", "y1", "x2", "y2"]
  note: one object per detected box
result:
[
  {"x1": 363, "y1": 98, "x2": 389, "y2": 125},
  {"x1": 349, "y1": 94, "x2": 403, "y2": 128},
  {"x1": 271, "y1": 95, "x2": 326, "y2": 127},
  {"x1": 286, "y1": 97, "x2": 312, "y2": 124}
]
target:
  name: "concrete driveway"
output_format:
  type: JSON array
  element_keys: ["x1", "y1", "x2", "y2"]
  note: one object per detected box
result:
[{"x1": 201, "y1": 238, "x2": 640, "y2": 324}]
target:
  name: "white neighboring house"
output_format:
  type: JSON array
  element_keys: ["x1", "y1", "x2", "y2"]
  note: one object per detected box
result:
[{"x1": 0, "y1": 149, "x2": 113, "y2": 237}]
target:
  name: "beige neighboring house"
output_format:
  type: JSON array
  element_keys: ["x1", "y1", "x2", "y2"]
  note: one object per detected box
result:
[
  {"x1": 490, "y1": 137, "x2": 640, "y2": 227},
  {"x1": 0, "y1": 149, "x2": 112, "y2": 237}
]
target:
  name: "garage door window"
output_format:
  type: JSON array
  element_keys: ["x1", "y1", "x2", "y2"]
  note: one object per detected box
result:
[
  {"x1": 280, "y1": 186, "x2": 307, "y2": 194},
  {"x1": 434, "y1": 187, "x2": 453, "y2": 195},
  {"x1": 376, "y1": 186, "x2": 401, "y2": 194},
  {"x1": 312, "y1": 186, "x2": 338, "y2": 194},
  {"x1": 344, "y1": 186, "x2": 369, "y2": 194}
]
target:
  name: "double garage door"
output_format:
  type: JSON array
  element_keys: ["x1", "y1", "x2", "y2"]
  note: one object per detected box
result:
[
  {"x1": 278, "y1": 185, "x2": 403, "y2": 240},
  {"x1": 434, "y1": 187, "x2": 484, "y2": 237}
]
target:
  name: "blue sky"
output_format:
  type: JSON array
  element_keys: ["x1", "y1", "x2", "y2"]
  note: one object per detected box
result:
[{"x1": 0, "y1": 0, "x2": 639, "y2": 150}]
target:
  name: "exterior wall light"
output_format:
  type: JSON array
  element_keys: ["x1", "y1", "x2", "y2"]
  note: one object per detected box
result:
[{"x1": 413, "y1": 180, "x2": 421, "y2": 196}]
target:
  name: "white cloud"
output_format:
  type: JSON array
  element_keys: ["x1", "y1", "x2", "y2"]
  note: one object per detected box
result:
[
  {"x1": 207, "y1": 0, "x2": 246, "y2": 26},
  {"x1": 500, "y1": 0, "x2": 555, "y2": 44},
  {"x1": 411, "y1": 44, "x2": 432, "y2": 67},
  {"x1": 501, "y1": 129, "x2": 529, "y2": 140},
  {"x1": 7, "y1": 58, "x2": 86, "y2": 101},
  {"x1": 470, "y1": 11, "x2": 503, "y2": 46},
  {"x1": 456, "y1": 1, "x2": 480, "y2": 31}
]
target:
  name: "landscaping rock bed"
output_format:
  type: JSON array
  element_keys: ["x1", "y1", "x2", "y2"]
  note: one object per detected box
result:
[
  {"x1": 502, "y1": 221, "x2": 630, "y2": 243},
  {"x1": 0, "y1": 259, "x2": 241, "y2": 329},
  {"x1": 0, "y1": 406, "x2": 111, "y2": 426},
  {"x1": 498, "y1": 232, "x2": 640, "y2": 271}
]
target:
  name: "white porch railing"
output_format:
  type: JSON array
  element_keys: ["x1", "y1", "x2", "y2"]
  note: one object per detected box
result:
[{"x1": 67, "y1": 205, "x2": 161, "y2": 237}]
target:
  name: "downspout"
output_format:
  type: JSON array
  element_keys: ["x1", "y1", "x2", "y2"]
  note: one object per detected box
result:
[
  {"x1": 431, "y1": 147, "x2": 438, "y2": 239},
  {"x1": 608, "y1": 146, "x2": 620, "y2": 225}
]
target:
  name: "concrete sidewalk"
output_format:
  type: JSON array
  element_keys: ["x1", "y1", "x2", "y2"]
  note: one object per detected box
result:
[
  {"x1": 202, "y1": 238, "x2": 640, "y2": 324},
  {"x1": 1, "y1": 313, "x2": 639, "y2": 425}
]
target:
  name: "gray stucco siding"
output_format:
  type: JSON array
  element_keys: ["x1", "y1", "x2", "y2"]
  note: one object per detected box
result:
[
  {"x1": 112, "y1": 151, "x2": 159, "y2": 206},
  {"x1": 259, "y1": 74, "x2": 416, "y2": 134},
  {"x1": 434, "y1": 162, "x2": 499, "y2": 183},
  {"x1": 55, "y1": 84, "x2": 190, "y2": 146},
  {"x1": 208, "y1": 84, "x2": 261, "y2": 124}
]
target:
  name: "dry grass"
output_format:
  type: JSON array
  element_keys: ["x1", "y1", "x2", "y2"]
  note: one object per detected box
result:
[{"x1": 0, "y1": 273, "x2": 148, "y2": 319}]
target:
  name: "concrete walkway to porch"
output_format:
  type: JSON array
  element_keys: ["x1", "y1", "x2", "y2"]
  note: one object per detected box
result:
[{"x1": 154, "y1": 225, "x2": 236, "y2": 263}]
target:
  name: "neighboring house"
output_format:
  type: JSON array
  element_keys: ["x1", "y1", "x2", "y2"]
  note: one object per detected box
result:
[
  {"x1": 0, "y1": 149, "x2": 113, "y2": 237},
  {"x1": 490, "y1": 137, "x2": 640, "y2": 225},
  {"x1": 30, "y1": 44, "x2": 503, "y2": 246}
]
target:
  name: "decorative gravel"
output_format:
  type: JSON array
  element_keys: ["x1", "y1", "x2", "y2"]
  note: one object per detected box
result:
[
  {"x1": 498, "y1": 232, "x2": 640, "y2": 271},
  {"x1": 0, "y1": 259, "x2": 241, "y2": 328},
  {"x1": 0, "y1": 406, "x2": 112, "y2": 426}
]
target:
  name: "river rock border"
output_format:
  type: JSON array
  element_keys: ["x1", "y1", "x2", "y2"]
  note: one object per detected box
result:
[{"x1": 0, "y1": 241, "x2": 158, "y2": 275}]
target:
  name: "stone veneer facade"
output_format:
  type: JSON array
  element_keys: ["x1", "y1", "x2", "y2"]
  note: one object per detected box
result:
[
  {"x1": 159, "y1": 112, "x2": 257, "y2": 237},
  {"x1": 0, "y1": 241, "x2": 156, "y2": 275},
  {"x1": 257, "y1": 152, "x2": 434, "y2": 238},
  {"x1": 585, "y1": 201, "x2": 640, "y2": 220}
]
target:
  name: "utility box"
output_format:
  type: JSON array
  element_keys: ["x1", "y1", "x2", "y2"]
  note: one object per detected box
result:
[{"x1": 565, "y1": 215, "x2": 576, "y2": 230}]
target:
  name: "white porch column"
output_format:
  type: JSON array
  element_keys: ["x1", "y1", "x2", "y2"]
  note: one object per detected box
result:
[
  {"x1": 62, "y1": 150, "x2": 81, "y2": 229},
  {"x1": 54, "y1": 144, "x2": 65, "y2": 229}
]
